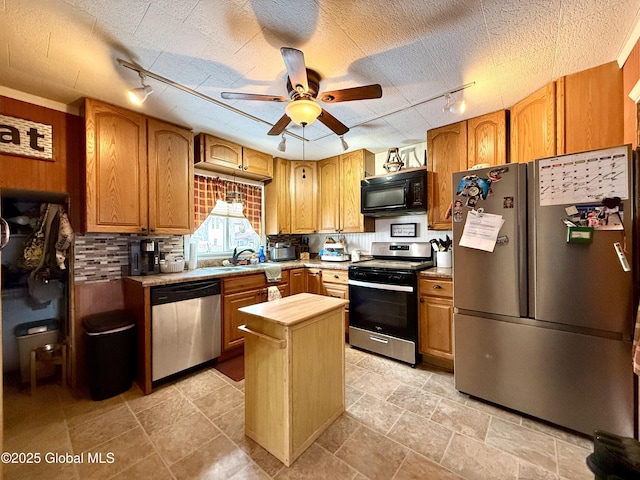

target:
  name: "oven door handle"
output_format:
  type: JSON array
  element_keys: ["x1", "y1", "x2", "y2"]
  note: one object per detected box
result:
[
  {"x1": 348, "y1": 279, "x2": 414, "y2": 293},
  {"x1": 369, "y1": 335, "x2": 389, "y2": 344}
]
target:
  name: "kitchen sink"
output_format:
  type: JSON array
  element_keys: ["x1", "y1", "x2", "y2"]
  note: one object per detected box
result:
[
  {"x1": 199, "y1": 266, "x2": 246, "y2": 273},
  {"x1": 200, "y1": 264, "x2": 263, "y2": 274}
]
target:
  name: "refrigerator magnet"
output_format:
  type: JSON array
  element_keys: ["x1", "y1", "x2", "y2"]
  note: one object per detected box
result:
[
  {"x1": 488, "y1": 167, "x2": 509, "y2": 182},
  {"x1": 496, "y1": 235, "x2": 509, "y2": 246},
  {"x1": 503, "y1": 197, "x2": 514, "y2": 208},
  {"x1": 453, "y1": 200, "x2": 463, "y2": 222}
]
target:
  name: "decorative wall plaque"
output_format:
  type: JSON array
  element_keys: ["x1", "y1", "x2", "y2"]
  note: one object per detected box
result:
[
  {"x1": 0, "y1": 114, "x2": 53, "y2": 160},
  {"x1": 390, "y1": 223, "x2": 417, "y2": 237}
]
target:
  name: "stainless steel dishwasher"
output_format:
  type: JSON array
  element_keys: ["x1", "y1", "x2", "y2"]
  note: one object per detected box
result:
[{"x1": 150, "y1": 279, "x2": 221, "y2": 381}]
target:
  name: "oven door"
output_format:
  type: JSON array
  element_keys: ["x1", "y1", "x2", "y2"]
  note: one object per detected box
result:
[{"x1": 348, "y1": 278, "x2": 417, "y2": 341}]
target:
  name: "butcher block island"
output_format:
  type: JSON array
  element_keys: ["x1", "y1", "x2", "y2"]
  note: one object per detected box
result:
[{"x1": 238, "y1": 293, "x2": 348, "y2": 467}]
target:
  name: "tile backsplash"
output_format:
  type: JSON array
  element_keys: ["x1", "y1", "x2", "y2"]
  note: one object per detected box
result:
[{"x1": 73, "y1": 233, "x2": 184, "y2": 284}]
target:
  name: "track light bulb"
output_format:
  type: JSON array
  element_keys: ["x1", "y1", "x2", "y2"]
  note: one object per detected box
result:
[
  {"x1": 443, "y1": 93, "x2": 466, "y2": 114},
  {"x1": 128, "y1": 72, "x2": 153, "y2": 105},
  {"x1": 340, "y1": 135, "x2": 349, "y2": 151},
  {"x1": 277, "y1": 134, "x2": 286, "y2": 152}
]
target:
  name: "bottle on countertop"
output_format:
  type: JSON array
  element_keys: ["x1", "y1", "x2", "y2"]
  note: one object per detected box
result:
[{"x1": 258, "y1": 245, "x2": 266, "y2": 263}]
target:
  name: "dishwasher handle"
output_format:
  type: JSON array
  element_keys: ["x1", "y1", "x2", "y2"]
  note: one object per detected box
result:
[{"x1": 151, "y1": 280, "x2": 220, "y2": 305}]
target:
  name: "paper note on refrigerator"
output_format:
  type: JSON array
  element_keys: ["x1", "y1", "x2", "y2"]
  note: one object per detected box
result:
[
  {"x1": 538, "y1": 146, "x2": 629, "y2": 206},
  {"x1": 459, "y1": 209, "x2": 505, "y2": 252}
]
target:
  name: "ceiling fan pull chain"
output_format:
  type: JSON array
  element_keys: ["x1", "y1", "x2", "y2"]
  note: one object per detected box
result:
[{"x1": 302, "y1": 124, "x2": 307, "y2": 178}]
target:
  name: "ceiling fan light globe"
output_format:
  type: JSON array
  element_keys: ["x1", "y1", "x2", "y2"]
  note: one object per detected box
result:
[{"x1": 285, "y1": 99, "x2": 322, "y2": 126}]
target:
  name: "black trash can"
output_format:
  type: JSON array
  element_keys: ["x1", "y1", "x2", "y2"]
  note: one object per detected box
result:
[
  {"x1": 82, "y1": 310, "x2": 136, "y2": 401},
  {"x1": 587, "y1": 430, "x2": 640, "y2": 480}
]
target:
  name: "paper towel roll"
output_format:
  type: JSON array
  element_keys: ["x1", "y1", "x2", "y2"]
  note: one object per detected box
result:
[{"x1": 188, "y1": 241, "x2": 198, "y2": 270}]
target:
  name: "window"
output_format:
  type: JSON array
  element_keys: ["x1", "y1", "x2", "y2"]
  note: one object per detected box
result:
[
  {"x1": 191, "y1": 201, "x2": 261, "y2": 256},
  {"x1": 193, "y1": 174, "x2": 263, "y2": 257}
]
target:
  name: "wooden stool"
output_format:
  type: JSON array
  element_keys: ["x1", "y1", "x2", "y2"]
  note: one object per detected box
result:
[{"x1": 30, "y1": 343, "x2": 66, "y2": 396}]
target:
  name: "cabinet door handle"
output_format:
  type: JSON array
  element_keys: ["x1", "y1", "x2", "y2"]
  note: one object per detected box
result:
[
  {"x1": 0, "y1": 218, "x2": 9, "y2": 250},
  {"x1": 432, "y1": 285, "x2": 442, "y2": 289},
  {"x1": 420, "y1": 298, "x2": 424, "y2": 303},
  {"x1": 333, "y1": 274, "x2": 339, "y2": 279},
  {"x1": 238, "y1": 325, "x2": 286, "y2": 348}
]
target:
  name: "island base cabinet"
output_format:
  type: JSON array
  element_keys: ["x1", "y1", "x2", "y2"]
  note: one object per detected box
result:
[{"x1": 242, "y1": 303, "x2": 345, "y2": 467}]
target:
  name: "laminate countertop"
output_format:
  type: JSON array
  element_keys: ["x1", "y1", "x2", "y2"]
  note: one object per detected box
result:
[
  {"x1": 122, "y1": 260, "x2": 452, "y2": 288},
  {"x1": 419, "y1": 267, "x2": 453, "y2": 279},
  {"x1": 122, "y1": 259, "x2": 350, "y2": 287},
  {"x1": 239, "y1": 293, "x2": 349, "y2": 327}
]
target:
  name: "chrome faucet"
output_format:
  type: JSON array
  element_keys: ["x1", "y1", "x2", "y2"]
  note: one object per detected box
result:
[{"x1": 231, "y1": 247, "x2": 255, "y2": 265}]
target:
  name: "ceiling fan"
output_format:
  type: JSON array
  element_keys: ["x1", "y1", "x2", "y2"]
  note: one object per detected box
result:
[{"x1": 221, "y1": 47, "x2": 383, "y2": 137}]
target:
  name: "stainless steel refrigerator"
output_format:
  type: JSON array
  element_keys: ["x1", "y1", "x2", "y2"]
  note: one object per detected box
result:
[{"x1": 452, "y1": 145, "x2": 637, "y2": 437}]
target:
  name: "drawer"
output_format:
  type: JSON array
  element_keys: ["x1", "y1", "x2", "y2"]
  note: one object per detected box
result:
[
  {"x1": 223, "y1": 271, "x2": 289, "y2": 294},
  {"x1": 419, "y1": 278, "x2": 453, "y2": 298},
  {"x1": 323, "y1": 283, "x2": 349, "y2": 301},
  {"x1": 321, "y1": 269, "x2": 348, "y2": 285}
]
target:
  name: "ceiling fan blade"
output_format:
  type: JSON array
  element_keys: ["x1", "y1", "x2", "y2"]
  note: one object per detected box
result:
[
  {"x1": 281, "y1": 47, "x2": 309, "y2": 95},
  {"x1": 319, "y1": 84, "x2": 383, "y2": 103},
  {"x1": 268, "y1": 114, "x2": 291, "y2": 136},
  {"x1": 221, "y1": 92, "x2": 289, "y2": 102},
  {"x1": 317, "y1": 109, "x2": 349, "y2": 136}
]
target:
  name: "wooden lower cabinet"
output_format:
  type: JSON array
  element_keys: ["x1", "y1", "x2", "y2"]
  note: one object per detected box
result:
[
  {"x1": 289, "y1": 268, "x2": 306, "y2": 295},
  {"x1": 418, "y1": 277, "x2": 454, "y2": 368},
  {"x1": 305, "y1": 268, "x2": 323, "y2": 294},
  {"x1": 321, "y1": 269, "x2": 350, "y2": 338},
  {"x1": 222, "y1": 272, "x2": 289, "y2": 352}
]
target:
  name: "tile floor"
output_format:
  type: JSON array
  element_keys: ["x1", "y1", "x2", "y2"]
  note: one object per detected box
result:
[{"x1": 3, "y1": 347, "x2": 594, "y2": 479}]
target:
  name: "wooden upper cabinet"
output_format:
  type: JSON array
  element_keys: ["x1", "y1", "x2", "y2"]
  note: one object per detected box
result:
[
  {"x1": 427, "y1": 121, "x2": 468, "y2": 230},
  {"x1": 317, "y1": 156, "x2": 340, "y2": 233},
  {"x1": 558, "y1": 61, "x2": 623, "y2": 154},
  {"x1": 200, "y1": 134, "x2": 242, "y2": 169},
  {"x1": 194, "y1": 134, "x2": 272, "y2": 180},
  {"x1": 339, "y1": 150, "x2": 375, "y2": 233},
  {"x1": 85, "y1": 99, "x2": 148, "y2": 233},
  {"x1": 290, "y1": 161, "x2": 317, "y2": 233},
  {"x1": 318, "y1": 150, "x2": 375, "y2": 234},
  {"x1": 85, "y1": 99, "x2": 194, "y2": 234},
  {"x1": 242, "y1": 147, "x2": 274, "y2": 179},
  {"x1": 147, "y1": 119, "x2": 194, "y2": 235},
  {"x1": 264, "y1": 157, "x2": 291, "y2": 235},
  {"x1": 467, "y1": 110, "x2": 509, "y2": 168},
  {"x1": 510, "y1": 83, "x2": 556, "y2": 164}
]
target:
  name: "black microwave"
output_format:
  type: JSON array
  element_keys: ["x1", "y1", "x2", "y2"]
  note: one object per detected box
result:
[{"x1": 361, "y1": 169, "x2": 428, "y2": 216}]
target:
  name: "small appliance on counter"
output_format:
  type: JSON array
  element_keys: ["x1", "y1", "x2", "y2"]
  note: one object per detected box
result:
[
  {"x1": 269, "y1": 243, "x2": 296, "y2": 262},
  {"x1": 130, "y1": 239, "x2": 160, "y2": 275},
  {"x1": 320, "y1": 237, "x2": 350, "y2": 262},
  {"x1": 159, "y1": 254, "x2": 184, "y2": 273}
]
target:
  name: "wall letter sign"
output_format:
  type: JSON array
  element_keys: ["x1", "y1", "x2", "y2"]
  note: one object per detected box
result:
[{"x1": 0, "y1": 114, "x2": 53, "y2": 160}]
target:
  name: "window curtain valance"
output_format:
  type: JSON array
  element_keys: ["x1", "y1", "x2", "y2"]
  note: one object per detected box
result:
[{"x1": 194, "y1": 175, "x2": 262, "y2": 236}]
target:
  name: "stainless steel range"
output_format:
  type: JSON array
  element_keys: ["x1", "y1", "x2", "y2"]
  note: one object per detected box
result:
[{"x1": 348, "y1": 242, "x2": 433, "y2": 366}]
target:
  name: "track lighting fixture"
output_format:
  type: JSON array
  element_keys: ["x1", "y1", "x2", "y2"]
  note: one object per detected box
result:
[
  {"x1": 443, "y1": 92, "x2": 466, "y2": 114},
  {"x1": 127, "y1": 72, "x2": 153, "y2": 105},
  {"x1": 277, "y1": 134, "x2": 287, "y2": 152},
  {"x1": 340, "y1": 135, "x2": 349, "y2": 151}
]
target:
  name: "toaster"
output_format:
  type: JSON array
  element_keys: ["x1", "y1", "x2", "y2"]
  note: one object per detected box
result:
[{"x1": 269, "y1": 244, "x2": 296, "y2": 262}]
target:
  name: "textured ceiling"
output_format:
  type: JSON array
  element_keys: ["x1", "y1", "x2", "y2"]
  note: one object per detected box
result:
[{"x1": 1, "y1": 0, "x2": 639, "y2": 161}]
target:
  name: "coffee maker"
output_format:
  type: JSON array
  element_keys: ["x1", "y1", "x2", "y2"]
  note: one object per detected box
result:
[{"x1": 130, "y1": 239, "x2": 159, "y2": 275}]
